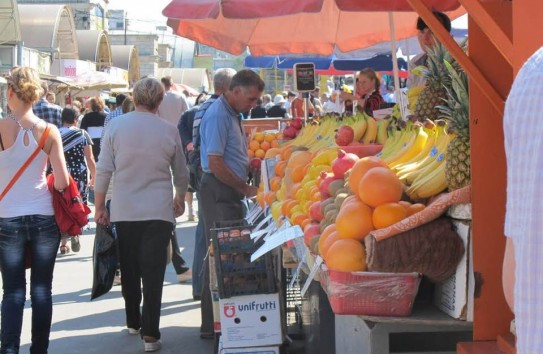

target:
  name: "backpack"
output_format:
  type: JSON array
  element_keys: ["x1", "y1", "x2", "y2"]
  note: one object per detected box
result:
[{"x1": 189, "y1": 96, "x2": 217, "y2": 191}]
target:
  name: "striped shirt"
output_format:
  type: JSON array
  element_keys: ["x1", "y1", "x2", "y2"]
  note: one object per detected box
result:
[{"x1": 503, "y1": 46, "x2": 543, "y2": 353}]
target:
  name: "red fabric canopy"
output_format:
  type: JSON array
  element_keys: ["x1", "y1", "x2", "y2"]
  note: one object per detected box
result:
[
  {"x1": 163, "y1": 0, "x2": 461, "y2": 19},
  {"x1": 165, "y1": 0, "x2": 465, "y2": 56}
]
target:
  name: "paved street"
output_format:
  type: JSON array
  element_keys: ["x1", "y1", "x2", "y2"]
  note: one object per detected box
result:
[{"x1": 3, "y1": 206, "x2": 213, "y2": 354}]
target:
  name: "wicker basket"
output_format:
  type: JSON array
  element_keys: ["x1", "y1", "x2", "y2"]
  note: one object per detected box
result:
[{"x1": 320, "y1": 266, "x2": 421, "y2": 316}]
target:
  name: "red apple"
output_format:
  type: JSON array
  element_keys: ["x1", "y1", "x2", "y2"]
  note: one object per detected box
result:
[
  {"x1": 309, "y1": 201, "x2": 324, "y2": 222},
  {"x1": 291, "y1": 118, "x2": 303, "y2": 130},
  {"x1": 303, "y1": 223, "x2": 321, "y2": 246},
  {"x1": 335, "y1": 125, "x2": 355, "y2": 146},
  {"x1": 249, "y1": 158, "x2": 262, "y2": 171}
]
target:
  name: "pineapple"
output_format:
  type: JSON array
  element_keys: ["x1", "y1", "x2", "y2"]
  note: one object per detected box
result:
[
  {"x1": 413, "y1": 43, "x2": 453, "y2": 121},
  {"x1": 437, "y1": 61, "x2": 471, "y2": 191}
]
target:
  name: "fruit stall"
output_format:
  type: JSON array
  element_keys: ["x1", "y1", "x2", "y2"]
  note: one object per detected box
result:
[{"x1": 163, "y1": 0, "x2": 543, "y2": 352}]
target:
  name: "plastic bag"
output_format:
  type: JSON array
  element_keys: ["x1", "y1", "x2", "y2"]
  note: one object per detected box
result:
[{"x1": 91, "y1": 223, "x2": 118, "y2": 300}]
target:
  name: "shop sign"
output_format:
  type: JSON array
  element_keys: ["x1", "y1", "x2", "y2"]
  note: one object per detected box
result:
[{"x1": 294, "y1": 62, "x2": 316, "y2": 92}]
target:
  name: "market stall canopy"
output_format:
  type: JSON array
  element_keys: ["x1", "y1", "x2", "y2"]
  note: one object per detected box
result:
[
  {"x1": 156, "y1": 68, "x2": 210, "y2": 93},
  {"x1": 0, "y1": 0, "x2": 21, "y2": 43},
  {"x1": 76, "y1": 30, "x2": 112, "y2": 70},
  {"x1": 245, "y1": 56, "x2": 333, "y2": 70},
  {"x1": 163, "y1": 0, "x2": 460, "y2": 19},
  {"x1": 164, "y1": 0, "x2": 464, "y2": 56},
  {"x1": 19, "y1": 4, "x2": 78, "y2": 59},
  {"x1": 110, "y1": 45, "x2": 141, "y2": 84},
  {"x1": 60, "y1": 71, "x2": 128, "y2": 91}
]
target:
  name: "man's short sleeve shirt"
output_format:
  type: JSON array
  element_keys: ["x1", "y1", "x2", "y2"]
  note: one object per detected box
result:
[{"x1": 199, "y1": 96, "x2": 249, "y2": 180}]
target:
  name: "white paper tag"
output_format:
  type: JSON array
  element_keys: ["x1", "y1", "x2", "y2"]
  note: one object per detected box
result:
[
  {"x1": 252, "y1": 213, "x2": 272, "y2": 233},
  {"x1": 246, "y1": 206, "x2": 265, "y2": 225},
  {"x1": 300, "y1": 256, "x2": 323, "y2": 297},
  {"x1": 300, "y1": 256, "x2": 323, "y2": 296},
  {"x1": 254, "y1": 222, "x2": 277, "y2": 242},
  {"x1": 251, "y1": 225, "x2": 304, "y2": 262},
  {"x1": 289, "y1": 262, "x2": 303, "y2": 290}
]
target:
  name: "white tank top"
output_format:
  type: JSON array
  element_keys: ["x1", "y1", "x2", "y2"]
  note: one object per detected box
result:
[{"x1": 0, "y1": 128, "x2": 54, "y2": 217}]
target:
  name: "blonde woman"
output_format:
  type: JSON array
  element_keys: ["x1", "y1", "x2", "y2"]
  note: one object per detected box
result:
[{"x1": 0, "y1": 67, "x2": 70, "y2": 353}]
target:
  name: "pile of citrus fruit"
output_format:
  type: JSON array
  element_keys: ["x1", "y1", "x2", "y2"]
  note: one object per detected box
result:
[{"x1": 248, "y1": 132, "x2": 282, "y2": 159}]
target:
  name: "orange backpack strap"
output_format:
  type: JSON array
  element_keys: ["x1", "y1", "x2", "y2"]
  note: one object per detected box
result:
[{"x1": 0, "y1": 124, "x2": 50, "y2": 201}]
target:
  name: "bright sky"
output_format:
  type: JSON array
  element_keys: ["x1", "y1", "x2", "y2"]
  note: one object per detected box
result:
[{"x1": 108, "y1": 0, "x2": 171, "y2": 26}]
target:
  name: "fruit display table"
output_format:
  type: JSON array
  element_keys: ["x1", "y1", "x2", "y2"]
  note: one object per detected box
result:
[
  {"x1": 335, "y1": 304, "x2": 473, "y2": 354},
  {"x1": 242, "y1": 118, "x2": 290, "y2": 135}
]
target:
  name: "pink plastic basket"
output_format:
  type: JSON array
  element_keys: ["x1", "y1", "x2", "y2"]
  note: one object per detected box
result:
[{"x1": 320, "y1": 267, "x2": 421, "y2": 316}]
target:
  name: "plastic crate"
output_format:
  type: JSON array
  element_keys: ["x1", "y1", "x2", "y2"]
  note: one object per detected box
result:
[
  {"x1": 320, "y1": 266, "x2": 421, "y2": 317},
  {"x1": 211, "y1": 219, "x2": 276, "y2": 299}
]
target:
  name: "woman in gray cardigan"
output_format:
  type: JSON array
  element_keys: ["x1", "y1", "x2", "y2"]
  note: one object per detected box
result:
[{"x1": 94, "y1": 78, "x2": 189, "y2": 353}]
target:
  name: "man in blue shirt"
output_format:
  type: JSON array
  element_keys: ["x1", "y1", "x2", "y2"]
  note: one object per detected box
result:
[{"x1": 198, "y1": 70, "x2": 264, "y2": 338}]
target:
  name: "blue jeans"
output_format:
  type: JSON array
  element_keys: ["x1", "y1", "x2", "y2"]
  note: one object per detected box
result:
[{"x1": 0, "y1": 215, "x2": 60, "y2": 354}]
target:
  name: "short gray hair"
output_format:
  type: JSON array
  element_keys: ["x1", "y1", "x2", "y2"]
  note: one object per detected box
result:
[
  {"x1": 213, "y1": 68, "x2": 236, "y2": 94},
  {"x1": 133, "y1": 78, "x2": 164, "y2": 111}
]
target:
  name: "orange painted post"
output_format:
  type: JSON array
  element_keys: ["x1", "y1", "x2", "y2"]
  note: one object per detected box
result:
[
  {"x1": 466, "y1": 1, "x2": 515, "y2": 341},
  {"x1": 513, "y1": 1, "x2": 543, "y2": 73}
]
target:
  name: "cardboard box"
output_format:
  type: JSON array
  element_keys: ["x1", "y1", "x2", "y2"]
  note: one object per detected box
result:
[
  {"x1": 219, "y1": 293, "x2": 282, "y2": 348},
  {"x1": 434, "y1": 220, "x2": 474, "y2": 321},
  {"x1": 218, "y1": 336, "x2": 280, "y2": 354}
]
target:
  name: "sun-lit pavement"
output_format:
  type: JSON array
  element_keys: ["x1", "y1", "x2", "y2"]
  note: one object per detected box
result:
[{"x1": 3, "y1": 204, "x2": 213, "y2": 354}]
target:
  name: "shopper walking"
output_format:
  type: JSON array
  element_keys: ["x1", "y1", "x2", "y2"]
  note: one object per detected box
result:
[
  {"x1": 79, "y1": 97, "x2": 106, "y2": 163},
  {"x1": 199, "y1": 69, "x2": 263, "y2": 338},
  {"x1": 57, "y1": 107, "x2": 96, "y2": 254},
  {"x1": 94, "y1": 77, "x2": 189, "y2": 352},
  {"x1": 0, "y1": 66, "x2": 70, "y2": 354},
  {"x1": 32, "y1": 81, "x2": 62, "y2": 128}
]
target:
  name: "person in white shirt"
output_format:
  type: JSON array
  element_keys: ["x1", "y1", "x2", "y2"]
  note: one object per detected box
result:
[
  {"x1": 503, "y1": 46, "x2": 543, "y2": 353},
  {"x1": 157, "y1": 76, "x2": 189, "y2": 126}
]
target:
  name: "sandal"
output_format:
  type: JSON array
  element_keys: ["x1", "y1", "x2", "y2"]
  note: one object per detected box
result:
[
  {"x1": 60, "y1": 245, "x2": 70, "y2": 254},
  {"x1": 70, "y1": 236, "x2": 81, "y2": 252}
]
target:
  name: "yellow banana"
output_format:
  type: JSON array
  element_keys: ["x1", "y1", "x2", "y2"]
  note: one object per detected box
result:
[
  {"x1": 351, "y1": 117, "x2": 368, "y2": 142},
  {"x1": 376, "y1": 118, "x2": 391, "y2": 145},
  {"x1": 403, "y1": 129, "x2": 451, "y2": 185},
  {"x1": 388, "y1": 124, "x2": 429, "y2": 168},
  {"x1": 361, "y1": 115, "x2": 378, "y2": 144},
  {"x1": 406, "y1": 161, "x2": 448, "y2": 200}
]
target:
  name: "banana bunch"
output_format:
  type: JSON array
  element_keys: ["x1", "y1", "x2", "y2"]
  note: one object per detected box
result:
[
  {"x1": 375, "y1": 118, "x2": 390, "y2": 145},
  {"x1": 377, "y1": 120, "x2": 412, "y2": 162},
  {"x1": 361, "y1": 113, "x2": 378, "y2": 144},
  {"x1": 393, "y1": 120, "x2": 453, "y2": 200},
  {"x1": 386, "y1": 121, "x2": 429, "y2": 168}
]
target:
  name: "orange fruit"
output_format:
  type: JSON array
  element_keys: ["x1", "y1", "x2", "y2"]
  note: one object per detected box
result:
[
  {"x1": 271, "y1": 140, "x2": 279, "y2": 148},
  {"x1": 291, "y1": 165, "x2": 305, "y2": 183},
  {"x1": 358, "y1": 167, "x2": 403, "y2": 208},
  {"x1": 282, "y1": 199, "x2": 299, "y2": 216},
  {"x1": 286, "y1": 150, "x2": 312, "y2": 168},
  {"x1": 260, "y1": 141, "x2": 271, "y2": 151},
  {"x1": 275, "y1": 132, "x2": 283, "y2": 140},
  {"x1": 274, "y1": 161, "x2": 287, "y2": 177},
  {"x1": 264, "y1": 133, "x2": 276, "y2": 142},
  {"x1": 407, "y1": 203, "x2": 426, "y2": 216},
  {"x1": 254, "y1": 132, "x2": 265, "y2": 142},
  {"x1": 281, "y1": 146, "x2": 294, "y2": 161},
  {"x1": 290, "y1": 212, "x2": 307, "y2": 226},
  {"x1": 269, "y1": 176, "x2": 282, "y2": 192},
  {"x1": 398, "y1": 201, "x2": 412, "y2": 210},
  {"x1": 318, "y1": 224, "x2": 337, "y2": 255},
  {"x1": 264, "y1": 147, "x2": 282, "y2": 159},
  {"x1": 255, "y1": 149, "x2": 266, "y2": 158},
  {"x1": 248, "y1": 150, "x2": 255, "y2": 158},
  {"x1": 256, "y1": 192, "x2": 265, "y2": 208},
  {"x1": 335, "y1": 200, "x2": 374, "y2": 241},
  {"x1": 301, "y1": 218, "x2": 312, "y2": 230},
  {"x1": 249, "y1": 140, "x2": 260, "y2": 151},
  {"x1": 320, "y1": 231, "x2": 339, "y2": 260},
  {"x1": 264, "y1": 191, "x2": 277, "y2": 205},
  {"x1": 348, "y1": 156, "x2": 388, "y2": 196},
  {"x1": 289, "y1": 182, "x2": 302, "y2": 198},
  {"x1": 326, "y1": 239, "x2": 367, "y2": 272},
  {"x1": 372, "y1": 202, "x2": 407, "y2": 229}
]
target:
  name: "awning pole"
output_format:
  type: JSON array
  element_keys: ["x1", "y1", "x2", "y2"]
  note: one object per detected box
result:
[{"x1": 389, "y1": 12, "x2": 405, "y2": 119}]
